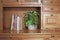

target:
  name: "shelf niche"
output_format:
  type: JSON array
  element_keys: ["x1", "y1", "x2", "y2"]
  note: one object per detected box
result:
[{"x1": 3, "y1": 7, "x2": 41, "y2": 32}]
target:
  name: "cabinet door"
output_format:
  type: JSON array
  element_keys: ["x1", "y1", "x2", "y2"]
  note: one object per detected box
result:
[
  {"x1": 22, "y1": 0, "x2": 41, "y2": 4},
  {"x1": 0, "y1": 0, "x2": 3, "y2": 31},
  {"x1": 41, "y1": 12, "x2": 58, "y2": 30}
]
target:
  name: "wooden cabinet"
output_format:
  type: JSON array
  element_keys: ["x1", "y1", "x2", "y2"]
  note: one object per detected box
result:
[
  {"x1": 41, "y1": 12, "x2": 60, "y2": 30},
  {"x1": 0, "y1": 0, "x2": 60, "y2": 40},
  {"x1": 41, "y1": 0, "x2": 60, "y2": 30}
]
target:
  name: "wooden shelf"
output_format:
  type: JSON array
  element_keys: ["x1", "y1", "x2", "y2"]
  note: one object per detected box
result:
[
  {"x1": 3, "y1": 3, "x2": 41, "y2": 7},
  {"x1": 1, "y1": 29, "x2": 60, "y2": 34}
]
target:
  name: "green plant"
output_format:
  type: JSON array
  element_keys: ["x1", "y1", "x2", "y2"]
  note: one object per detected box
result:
[{"x1": 25, "y1": 11, "x2": 39, "y2": 27}]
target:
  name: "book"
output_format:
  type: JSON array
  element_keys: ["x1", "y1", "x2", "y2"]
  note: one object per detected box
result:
[
  {"x1": 11, "y1": 15, "x2": 14, "y2": 31},
  {"x1": 17, "y1": 16, "x2": 20, "y2": 33},
  {"x1": 11, "y1": 15, "x2": 20, "y2": 33}
]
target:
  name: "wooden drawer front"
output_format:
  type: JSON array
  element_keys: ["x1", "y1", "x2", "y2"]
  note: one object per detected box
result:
[
  {"x1": 42, "y1": 5, "x2": 60, "y2": 12},
  {"x1": 23, "y1": 38, "x2": 45, "y2": 40},
  {"x1": 42, "y1": 13, "x2": 58, "y2": 29},
  {"x1": 42, "y1": 0, "x2": 60, "y2": 5}
]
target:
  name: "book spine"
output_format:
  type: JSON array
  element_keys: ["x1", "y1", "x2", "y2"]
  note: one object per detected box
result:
[
  {"x1": 14, "y1": 16, "x2": 17, "y2": 30},
  {"x1": 11, "y1": 15, "x2": 20, "y2": 33},
  {"x1": 11, "y1": 15, "x2": 14, "y2": 31},
  {"x1": 17, "y1": 16, "x2": 20, "y2": 33}
]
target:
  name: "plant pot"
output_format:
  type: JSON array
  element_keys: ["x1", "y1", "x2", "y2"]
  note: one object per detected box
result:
[{"x1": 28, "y1": 25, "x2": 37, "y2": 30}]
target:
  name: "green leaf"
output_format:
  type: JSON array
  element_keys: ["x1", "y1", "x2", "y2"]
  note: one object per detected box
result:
[{"x1": 25, "y1": 11, "x2": 39, "y2": 27}]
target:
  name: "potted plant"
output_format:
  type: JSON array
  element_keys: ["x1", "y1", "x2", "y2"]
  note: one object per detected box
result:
[{"x1": 25, "y1": 11, "x2": 39, "y2": 30}]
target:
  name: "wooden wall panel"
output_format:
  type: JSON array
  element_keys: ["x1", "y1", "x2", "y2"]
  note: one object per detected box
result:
[{"x1": 0, "y1": 0, "x2": 3, "y2": 31}]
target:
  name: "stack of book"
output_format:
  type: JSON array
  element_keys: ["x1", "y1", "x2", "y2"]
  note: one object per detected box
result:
[{"x1": 11, "y1": 15, "x2": 20, "y2": 33}]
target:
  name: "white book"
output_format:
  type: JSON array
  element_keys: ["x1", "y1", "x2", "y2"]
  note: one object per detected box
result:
[
  {"x1": 17, "y1": 16, "x2": 20, "y2": 33},
  {"x1": 11, "y1": 15, "x2": 14, "y2": 31}
]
